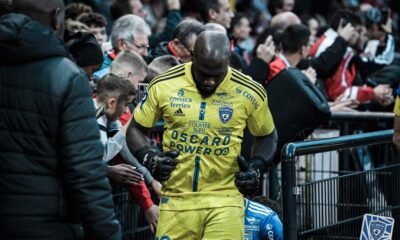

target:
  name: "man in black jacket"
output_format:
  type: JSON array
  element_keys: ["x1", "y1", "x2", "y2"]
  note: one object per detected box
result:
[{"x1": 0, "y1": 0, "x2": 121, "y2": 239}]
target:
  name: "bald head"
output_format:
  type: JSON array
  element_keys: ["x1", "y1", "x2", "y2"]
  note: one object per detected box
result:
[
  {"x1": 194, "y1": 31, "x2": 230, "y2": 65},
  {"x1": 192, "y1": 31, "x2": 230, "y2": 98},
  {"x1": 204, "y1": 23, "x2": 227, "y2": 35},
  {"x1": 12, "y1": 0, "x2": 64, "y2": 34},
  {"x1": 270, "y1": 12, "x2": 301, "y2": 32}
]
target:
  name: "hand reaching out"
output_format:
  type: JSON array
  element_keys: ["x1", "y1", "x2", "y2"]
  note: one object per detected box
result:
[{"x1": 107, "y1": 164, "x2": 144, "y2": 184}]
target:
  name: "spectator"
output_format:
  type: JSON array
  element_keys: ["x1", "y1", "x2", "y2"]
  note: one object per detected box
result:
[
  {"x1": 0, "y1": 0, "x2": 121, "y2": 239},
  {"x1": 67, "y1": 31, "x2": 104, "y2": 79},
  {"x1": 127, "y1": 31, "x2": 277, "y2": 239},
  {"x1": 300, "y1": 14, "x2": 321, "y2": 45},
  {"x1": 0, "y1": 0, "x2": 11, "y2": 16},
  {"x1": 310, "y1": 10, "x2": 393, "y2": 106},
  {"x1": 204, "y1": 22, "x2": 228, "y2": 33},
  {"x1": 65, "y1": 18, "x2": 89, "y2": 33},
  {"x1": 230, "y1": 13, "x2": 253, "y2": 64},
  {"x1": 94, "y1": 14, "x2": 151, "y2": 78},
  {"x1": 146, "y1": 55, "x2": 180, "y2": 82},
  {"x1": 111, "y1": 0, "x2": 147, "y2": 20},
  {"x1": 110, "y1": 50, "x2": 148, "y2": 90},
  {"x1": 245, "y1": 197, "x2": 283, "y2": 240},
  {"x1": 149, "y1": 18, "x2": 204, "y2": 63},
  {"x1": 268, "y1": 24, "x2": 316, "y2": 83},
  {"x1": 78, "y1": 12, "x2": 108, "y2": 47},
  {"x1": 245, "y1": 28, "x2": 277, "y2": 84},
  {"x1": 268, "y1": 0, "x2": 295, "y2": 16},
  {"x1": 198, "y1": 0, "x2": 234, "y2": 29},
  {"x1": 94, "y1": 73, "x2": 142, "y2": 179},
  {"x1": 106, "y1": 55, "x2": 162, "y2": 233},
  {"x1": 65, "y1": 2, "x2": 92, "y2": 20},
  {"x1": 111, "y1": 0, "x2": 182, "y2": 49},
  {"x1": 270, "y1": 11, "x2": 301, "y2": 32}
]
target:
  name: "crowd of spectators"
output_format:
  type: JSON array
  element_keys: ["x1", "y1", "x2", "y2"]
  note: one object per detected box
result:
[{"x1": 1, "y1": 0, "x2": 400, "y2": 238}]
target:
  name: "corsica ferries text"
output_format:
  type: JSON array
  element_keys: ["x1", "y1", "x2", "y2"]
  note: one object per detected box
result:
[{"x1": 169, "y1": 130, "x2": 230, "y2": 156}]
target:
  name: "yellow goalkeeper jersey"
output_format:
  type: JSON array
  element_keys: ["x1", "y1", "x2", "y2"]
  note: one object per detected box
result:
[
  {"x1": 394, "y1": 96, "x2": 400, "y2": 116},
  {"x1": 133, "y1": 62, "x2": 275, "y2": 210}
]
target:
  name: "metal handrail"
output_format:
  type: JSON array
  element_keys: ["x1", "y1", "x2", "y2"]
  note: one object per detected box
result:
[
  {"x1": 330, "y1": 111, "x2": 394, "y2": 122},
  {"x1": 281, "y1": 129, "x2": 395, "y2": 240},
  {"x1": 282, "y1": 129, "x2": 394, "y2": 158}
]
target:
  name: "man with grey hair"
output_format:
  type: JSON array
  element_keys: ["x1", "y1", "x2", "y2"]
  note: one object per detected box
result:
[
  {"x1": 149, "y1": 18, "x2": 204, "y2": 63},
  {"x1": 96, "y1": 14, "x2": 151, "y2": 77}
]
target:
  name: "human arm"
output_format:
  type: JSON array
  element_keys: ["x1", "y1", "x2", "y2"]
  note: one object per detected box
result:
[
  {"x1": 125, "y1": 181, "x2": 158, "y2": 233},
  {"x1": 107, "y1": 164, "x2": 143, "y2": 184},
  {"x1": 245, "y1": 36, "x2": 275, "y2": 84},
  {"x1": 235, "y1": 84, "x2": 278, "y2": 196},
  {"x1": 60, "y1": 73, "x2": 120, "y2": 239},
  {"x1": 302, "y1": 35, "x2": 348, "y2": 78},
  {"x1": 148, "y1": 0, "x2": 182, "y2": 48},
  {"x1": 126, "y1": 85, "x2": 179, "y2": 181},
  {"x1": 119, "y1": 140, "x2": 155, "y2": 184},
  {"x1": 126, "y1": 122, "x2": 179, "y2": 181}
]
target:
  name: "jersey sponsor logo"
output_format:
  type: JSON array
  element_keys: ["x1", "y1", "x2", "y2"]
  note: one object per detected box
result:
[
  {"x1": 245, "y1": 225, "x2": 260, "y2": 231},
  {"x1": 219, "y1": 107, "x2": 233, "y2": 124},
  {"x1": 178, "y1": 89, "x2": 185, "y2": 97},
  {"x1": 216, "y1": 90, "x2": 234, "y2": 100},
  {"x1": 217, "y1": 127, "x2": 234, "y2": 135},
  {"x1": 266, "y1": 224, "x2": 275, "y2": 240},
  {"x1": 211, "y1": 99, "x2": 233, "y2": 107},
  {"x1": 169, "y1": 130, "x2": 230, "y2": 156},
  {"x1": 174, "y1": 108, "x2": 185, "y2": 116},
  {"x1": 169, "y1": 89, "x2": 192, "y2": 108},
  {"x1": 236, "y1": 87, "x2": 259, "y2": 109},
  {"x1": 189, "y1": 120, "x2": 210, "y2": 134}
]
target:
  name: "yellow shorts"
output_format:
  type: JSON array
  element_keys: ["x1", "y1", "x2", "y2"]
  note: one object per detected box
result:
[{"x1": 156, "y1": 206, "x2": 244, "y2": 240}]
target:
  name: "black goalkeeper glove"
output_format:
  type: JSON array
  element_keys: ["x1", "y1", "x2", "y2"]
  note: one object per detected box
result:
[
  {"x1": 138, "y1": 148, "x2": 180, "y2": 181},
  {"x1": 234, "y1": 156, "x2": 260, "y2": 196}
]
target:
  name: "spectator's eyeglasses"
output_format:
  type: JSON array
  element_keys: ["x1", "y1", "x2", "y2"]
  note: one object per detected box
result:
[{"x1": 123, "y1": 39, "x2": 149, "y2": 50}]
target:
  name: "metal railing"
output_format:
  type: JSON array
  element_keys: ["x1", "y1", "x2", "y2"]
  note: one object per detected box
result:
[
  {"x1": 281, "y1": 129, "x2": 399, "y2": 240},
  {"x1": 113, "y1": 190, "x2": 153, "y2": 240}
]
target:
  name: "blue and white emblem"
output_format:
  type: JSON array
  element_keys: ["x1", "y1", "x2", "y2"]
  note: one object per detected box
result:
[
  {"x1": 219, "y1": 107, "x2": 233, "y2": 124},
  {"x1": 360, "y1": 214, "x2": 394, "y2": 240}
]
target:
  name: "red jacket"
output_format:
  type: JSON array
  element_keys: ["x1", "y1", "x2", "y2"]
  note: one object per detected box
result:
[
  {"x1": 117, "y1": 109, "x2": 154, "y2": 210},
  {"x1": 309, "y1": 29, "x2": 375, "y2": 102}
]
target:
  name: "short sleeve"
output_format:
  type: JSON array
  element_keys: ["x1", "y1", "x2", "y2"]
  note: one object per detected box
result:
[
  {"x1": 247, "y1": 94, "x2": 275, "y2": 137},
  {"x1": 260, "y1": 213, "x2": 283, "y2": 240},
  {"x1": 394, "y1": 96, "x2": 400, "y2": 117},
  {"x1": 133, "y1": 86, "x2": 162, "y2": 128}
]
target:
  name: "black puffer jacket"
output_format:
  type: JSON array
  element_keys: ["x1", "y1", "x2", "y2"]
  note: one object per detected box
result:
[{"x1": 0, "y1": 14, "x2": 121, "y2": 240}]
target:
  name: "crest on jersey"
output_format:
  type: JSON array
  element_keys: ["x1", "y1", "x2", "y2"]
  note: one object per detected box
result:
[{"x1": 219, "y1": 107, "x2": 233, "y2": 124}]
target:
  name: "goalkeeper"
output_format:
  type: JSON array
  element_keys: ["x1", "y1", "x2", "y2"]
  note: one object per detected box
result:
[{"x1": 127, "y1": 31, "x2": 277, "y2": 240}]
